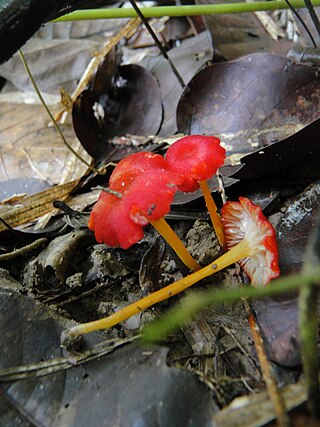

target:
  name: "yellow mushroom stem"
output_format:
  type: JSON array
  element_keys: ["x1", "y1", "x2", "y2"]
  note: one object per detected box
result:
[
  {"x1": 150, "y1": 217, "x2": 201, "y2": 272},
  {"x1": 66, "y1": 238, "x2": 251, "y2": 337},
  {"x1": 199, "y1": 180, "x2": 225, "y2": 248}
]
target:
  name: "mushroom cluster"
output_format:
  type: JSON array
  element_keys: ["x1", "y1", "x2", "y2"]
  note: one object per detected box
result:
[
  {"x1": 61, "y1": 134, "x2": 282, "y2": 339},
  {"x1": 67, "y1": 195, "x2": 280, "y2": 337},
  {"x1": 89, "y1": 136, "x2": 227, "y2": 271}
]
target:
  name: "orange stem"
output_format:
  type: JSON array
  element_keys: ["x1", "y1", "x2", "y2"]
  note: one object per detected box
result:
[
  {"x1": 151, "y1": 217, "x2": 201, "y2": 272},
  {"x1": 199, "y1": 180, "x2": 225, "y2": 248},
  {"x1": 67, "y1": 239, "x2": 251, "y2": 336}
]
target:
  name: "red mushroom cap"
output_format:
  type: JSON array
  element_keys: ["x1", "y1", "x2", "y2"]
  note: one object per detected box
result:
[
  {"x1": 88, "y1": 169, "x2": 182, "y2": 249},
  {"x1": 109, "y1": 151, "x2": 169, "y2": 192},
  {"x1": 221, "y1": 197, "x2": 280, "y2": 286},
  {"x1": 124, "y1": 169, "x2": 182, "y2": 225},
  {"x1": 166, "y1": 135, "x2": 226, "y2": 192},
  {"x1": 88, "y1": 192, "x2": 144, "y2": 249}
]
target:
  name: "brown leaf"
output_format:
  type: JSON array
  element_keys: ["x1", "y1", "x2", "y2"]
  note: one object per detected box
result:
[
  {"x1": 72, "y1": 64, "x2": 162, "y2": 158},
  {"x1": 0, "y1": 100, "x2": 90, "y2": 189},
  {"x1": 177, "y1": 53, "x2": 320, "y2": 155},
  {"x1": 196, "y1": 0, "x2": 287, "y2": 60}
]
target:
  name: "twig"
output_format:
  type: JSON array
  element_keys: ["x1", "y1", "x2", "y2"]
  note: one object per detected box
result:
[
  {"x1": 0, "y1": 238, "x2": 47, "y2": 262},
  {"x1": 0, "y1": 336, "x2": 138, "y2": 383},
  {"x1": 304, "y1": 0, "x2": 320, "y2": 43},
  {"x1": 128, "y1": 0, "x2": 185, "y2": 89},
  {"x1": 245, "y1": 301, "x2": 290, "y2": 427},
  {"x1": 284, "y1": 0, "x2": 317, "y2": 47}
]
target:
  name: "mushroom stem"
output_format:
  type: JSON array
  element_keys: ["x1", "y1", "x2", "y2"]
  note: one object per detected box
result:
[
  {"x1": 199, "y1": 180, "x2": 226, "y2": 247},
  {"x1": 66, "y1": 238, "x2": 251, "y2": 337},
  {"x1": 150, "y1": 217, "x2": 201, "y2": 272}
]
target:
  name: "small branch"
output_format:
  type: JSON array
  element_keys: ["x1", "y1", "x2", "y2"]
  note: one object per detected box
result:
[
  {"x1": 128, "y1": 0, "x2": 185, "y2": 89},
  {"x1": 246, "y1": 303, "x2": 289, "y2": 427},
  {"x1": 0, "y1": 238, "x2": 47, "y2": 262},
  {"x1": 304, "y1": 0, "x2": 320, "y2": 44}
]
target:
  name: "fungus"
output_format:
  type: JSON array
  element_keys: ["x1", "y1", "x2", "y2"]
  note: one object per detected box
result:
[
  {"x1": 166, "y1": 135, "x2": 226, "y2": 247},
  {"x1": 67, "y1": 197, "x2": 279, "y2": 337},
  {"x1": 109, "y1": 151, "x2": 169, "y2": 192},
  {"x1": 89, "y1": 159, "x2": 201, "y2": 271}
]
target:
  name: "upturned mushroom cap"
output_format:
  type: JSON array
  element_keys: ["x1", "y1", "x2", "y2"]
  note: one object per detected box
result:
[
  {"x1": 166, "y1": 135, "x2": 226, "y2": 192},
  {"x1": 109, "y1": 151, "x2": 169, "y2": 192},
  {"x1": 221, "y1": 197, "x2": 280, "y2": 286},
  {"x1": 88, "y1": 169, "x2": 182, "y2": 249}
]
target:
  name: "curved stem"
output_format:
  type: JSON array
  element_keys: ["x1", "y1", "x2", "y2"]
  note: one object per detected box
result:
[
  {"x1": 199, "y1": 180, "x2": 225, "y2": 248},
  {"x1": 66, "y1": 238, "x2": 251, "y2": 336},
  {"x1": 55, "y1": 0, "x2": 320, "y2": 21},
  {"x1": 151, "y1": 217, "x2": 201, "y2": 272}
]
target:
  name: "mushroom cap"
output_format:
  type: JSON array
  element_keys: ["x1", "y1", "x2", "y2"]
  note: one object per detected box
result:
[
  {"x1": 109, "y1": 151, "x2": 169, "y2": 192},
  {"x1": 221, "y1": 197, "x2": 280, "y2": 286},
  {"x1": 88, "y1": 169, "x2": 182, "y2": 249},
  {"x1": 124, "y1": 170, "x2": 181, "y2": 225},
  {"x1": 88, "y1": 193, "x2": 144, "y2": 249},
  {"x1": 166, "y1": 135, "x2": 226, "y2": 192}
]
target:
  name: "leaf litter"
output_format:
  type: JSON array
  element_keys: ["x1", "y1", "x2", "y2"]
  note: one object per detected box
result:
[{"x1": 0, "y1": 6, "x2": 320, "y2": 426}]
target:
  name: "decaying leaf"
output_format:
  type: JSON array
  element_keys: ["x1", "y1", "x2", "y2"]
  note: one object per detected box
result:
[
  {"x1": 72, "y1": 64, "x2": 162, "y2": 158},
  {"x1": 0, "y1": 286, "x2": 217, "y2": 427},
  {"x1": 196, "y1": 0, "x2": 287, "y2": 60},
  {"x1": 0, "y1": 101, "x2": 91, "y2": 186},
  {"x1": 232, "y1": 118, "x2": 320, "y2": 185},
  {"x1": 177, "y1": 53, "x2": 320, "y2": 154},
  {"x1": 141, "y1": 30, "x2": 214, "y2": 136},
  {"x1": 0, "y1": 180, "x2": 79, "y2": 231},
  {"x1": 254, "y1": 180, "x2": 320, "y2": 367}
]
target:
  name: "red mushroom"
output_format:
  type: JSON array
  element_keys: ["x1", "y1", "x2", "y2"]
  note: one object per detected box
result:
[
  {"x1": 109, "y1": 151, "x2": 169, "y2": 192},
  {"x1": 69, "y1": 197, "x2": 280, "y2": 336},
  {"x1": 221, "y1": 197, "x2": 280, "y2": 286},
  {"x1": 166, "y1": 135, "x2": 226, "y2": 247},
  {"x1": 89, "y1": 160, "x2": 201, "y2": 271}
]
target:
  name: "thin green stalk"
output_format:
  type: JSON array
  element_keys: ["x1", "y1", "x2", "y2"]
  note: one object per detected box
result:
[
  {"x1": 19, "y1": 50, "x2": 103, "y2": 175},
  {"x1": 142, "y1": 268, "x2": 320, "y2": 342},
  {"x1": 54, "y1": 0, "x2": 320, "y2": 21}
]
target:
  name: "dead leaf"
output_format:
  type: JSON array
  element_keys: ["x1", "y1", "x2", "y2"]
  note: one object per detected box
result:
[
  {"x1": 139, "y1": 30, "x2": 214, "y2": 136},
  {"x1": 177, "y1": 53, "x2": 320, "y2": 154},
  {"x1": 72, "y1": 64, "x2": 163, "y2": 158},
  {"x1": 231, "y1": 118, "x2": 320, "y2": 185},
  {"x1": 0, "y1": 100, "x2": 90, "y2": 190},
  {"x1": 196, "y1": 0, "x2": 288, "y2": 60},
  {"x1": 0, "y1": 286, "x2": 217, "y2": 427},
  {"x1": 0, "y1": 38, "x2": 102, "y2": 94},
  {"x1": 0, "y1": 180, "x2": 79, "y2": 231},
  {"x1": 253, "y1": 180, "x2": 320, "y2": 367}
]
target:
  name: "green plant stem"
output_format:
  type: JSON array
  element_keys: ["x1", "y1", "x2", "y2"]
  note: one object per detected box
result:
[
  {"x1": 54, "y1": 0, "x2": 320, "y2": 21},
  {"x1": 142, "y1": 268, "x2": 320, "y2": 342}
]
